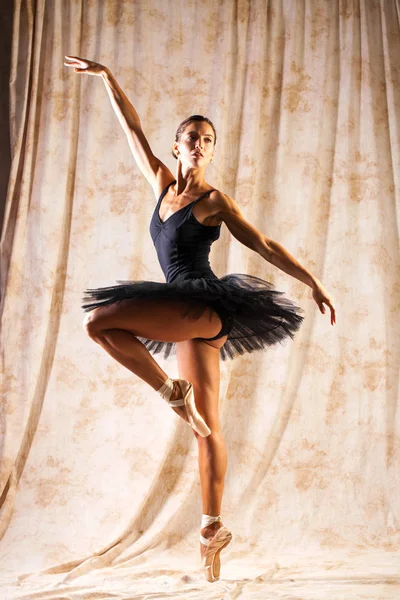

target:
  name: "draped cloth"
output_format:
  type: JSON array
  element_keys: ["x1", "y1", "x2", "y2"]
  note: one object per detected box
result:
[{"x1": 1, "y1": 1, "x2": 399, "y2": 598}]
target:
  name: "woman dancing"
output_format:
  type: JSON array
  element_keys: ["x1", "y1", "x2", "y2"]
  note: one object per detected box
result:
[{"x1": 64, "y1": 55, "x2": 336, "y2": 583}]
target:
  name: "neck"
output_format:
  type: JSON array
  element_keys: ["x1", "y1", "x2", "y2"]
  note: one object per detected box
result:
[{"x1": 175, "y1": 159, "x2": 207, "y2": 195}]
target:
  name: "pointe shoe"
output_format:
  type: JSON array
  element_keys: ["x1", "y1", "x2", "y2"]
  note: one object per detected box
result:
[
  {"x1": 162, "y1": 378, "x2": 211, "y2": 438},
  {"x1": 200, "y1": 524, "x2": 232, "y2": 582}
]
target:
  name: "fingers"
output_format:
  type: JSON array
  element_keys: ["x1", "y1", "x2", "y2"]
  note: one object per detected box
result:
[
  {"x1": 328, "y1": 299, "x2": 336, "y2": 325},
  {"x1": 327, "y1": 304, "x2": 335, "y2": 325},
  {"x1": 64, "y1": 59, "x2": 79, "y2": 68},
  {"x1": 64, "y1": 55, "x2": 87, "y2": 69},
  {"x1": 324, "y1": 300, "x2": 336, "y2": 325},
  {"x1": 64, "y1": 55, "x2": 78, "y2": 65},
  {"x1": 314, "y1": 285, "x2": 336, "y2": 325},
  {"x1": 63, "y1": 56, "x2": 103, "y2": 77},
  {"x1": 64, "y1": 55, "x2": 83, "y2": 63}
]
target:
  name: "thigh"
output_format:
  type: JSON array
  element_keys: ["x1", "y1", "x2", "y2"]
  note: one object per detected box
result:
[
  {"x1": 84, "y1": 298, "x2": 224, "y2": 343},
  {"x1": 176, "y1": 338, "x2": 227, "y2": 433}
]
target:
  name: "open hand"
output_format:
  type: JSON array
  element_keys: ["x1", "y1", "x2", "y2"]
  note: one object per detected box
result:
[
  {"x1": 312, "y1": 281, "x2": 336, "y2": 325},
  {"x1": 64, "y1": 55, "x2": 106, "y2": 76}
]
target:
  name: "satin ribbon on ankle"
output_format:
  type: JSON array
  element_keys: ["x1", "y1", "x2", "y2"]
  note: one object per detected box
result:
[
  {"x1": 157, "y1": 377, "x2": 174, "y2": 403},
  {"x1": 201, "y1": 514, "x2": 222, "y2": 529},
  {"x1": 158, "y1": 378, "x2": 186, "y2": 408},
  {"x1": 158, "y1": 378, "x2": 211, "y2": 437},
  {"x1": 200, "y1": 515, "x2": 222, "y2": 545}
]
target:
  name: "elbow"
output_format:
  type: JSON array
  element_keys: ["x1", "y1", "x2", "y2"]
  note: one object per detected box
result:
[{"x1": 255, "y1": 236, "x2": 273, "y2": 263}]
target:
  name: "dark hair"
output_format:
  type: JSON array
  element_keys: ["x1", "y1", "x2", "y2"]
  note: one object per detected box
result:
[{"x1": 171, "y1": 115, "x2": 217, "y2": 159}]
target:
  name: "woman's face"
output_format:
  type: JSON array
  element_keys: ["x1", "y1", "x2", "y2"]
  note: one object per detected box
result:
[{"x1": 174, "y1": 121, "x2": 215, "y2": 166}]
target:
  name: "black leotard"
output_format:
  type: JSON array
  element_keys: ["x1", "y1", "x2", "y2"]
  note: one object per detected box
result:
[
  {"x1": 82, "y1": 180, "x2": 304, "y2": 360},
  {"x1": 150, "y1": 180, "x2": 220, "y2": 284}
]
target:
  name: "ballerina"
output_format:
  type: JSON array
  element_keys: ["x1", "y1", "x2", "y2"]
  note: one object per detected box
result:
[{"x1": 64, "y1": 55, "x2": 336, "y2": 583}]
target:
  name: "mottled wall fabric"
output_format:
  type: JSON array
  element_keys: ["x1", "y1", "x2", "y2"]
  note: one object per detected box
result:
[
  {"x1": 1, "y1": 0, "x2": 400, "y2": 598},
  {"x1": 0, "y1": 0, "x2": 13, "y2": 236}
]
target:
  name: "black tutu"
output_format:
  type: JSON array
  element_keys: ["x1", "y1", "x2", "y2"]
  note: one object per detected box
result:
[{"x1": 82, "y1": 273, "x2": 304, "y2": 361}]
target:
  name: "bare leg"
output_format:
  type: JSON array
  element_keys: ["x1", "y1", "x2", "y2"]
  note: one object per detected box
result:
[
  {"x1": 176, "y1": 339, "x2": 229, "y2": 557},
  {"x1": 83, "y1": 298, "x2": 224, "y2": 414},
  {"x1": 197, "y1": 432, "x2": 228, "y2": 558},
  {"x1": 197, "y1": 433, "x2": 227, "y2": 516},
  {"x1": 84, "y1": 299, "x2": 230, "y2": 562},
  {"x1": 86, "y1": 328, "x2": 190, "y2": 419},
  {"x1": 90, "y1": 328, "x2": 169, "y2": 390}
]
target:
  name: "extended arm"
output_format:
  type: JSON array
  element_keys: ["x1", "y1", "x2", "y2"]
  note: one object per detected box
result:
[
  {"x1": 212, "y1": 191, "x2": 337, "y2": 324},
  {"x1": 64, "y1": 56, "x2": 163, "y2": 184},
  {"x1": 100, "y1": 68, "x2": 142, "y2": 132},
  {"x1": 258, "y1": 238, "x2": 318, "y2": 289}
]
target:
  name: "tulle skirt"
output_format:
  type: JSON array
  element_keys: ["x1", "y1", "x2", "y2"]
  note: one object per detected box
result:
[{"x1": 82, "y1": 273, "x2": 304, "y2": 361}]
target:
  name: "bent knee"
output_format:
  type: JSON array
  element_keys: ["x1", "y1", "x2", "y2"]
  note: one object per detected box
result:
[{"x1": 82, "y1": 311, "x2": 101, "y2": 338}]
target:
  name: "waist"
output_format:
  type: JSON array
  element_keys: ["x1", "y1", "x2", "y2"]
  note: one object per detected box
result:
[{"x1": 167, "y1": 268, "x2": 218, "y2": 284}]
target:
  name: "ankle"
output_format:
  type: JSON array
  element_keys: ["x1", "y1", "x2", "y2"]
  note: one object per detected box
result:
[
  {"x1": 157, "y1": 377, "x2": 184, "y2": 403},
  {"x1": 200, "y1": 521, "x2": 223, "y2": 542},
  {"x1": 200, "y1": 515, "x2": 223, "y2": 544},
  {"x1": 201, "y1": 520, "x2": 222, "y2": 531},
  {"x1": 170, "y1": 380, "x2": 181, "y2": 402},
  {"x1": 201, "y1": 514, "x2": 222, "y2": 529},
  {"x1": 157, "y1": 377, "x2": 174, "y2": 400}
]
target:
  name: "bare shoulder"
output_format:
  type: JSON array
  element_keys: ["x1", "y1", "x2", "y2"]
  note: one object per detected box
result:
[
  {"x1": 208, "y1": 190, "x2": 245, "y2": 221},
  {"x1": 150, "y1": 162, "x2": 176, "y2": 200},
  {"x1": 209, "y1": 190, "x2": 267, "y2": 253}
]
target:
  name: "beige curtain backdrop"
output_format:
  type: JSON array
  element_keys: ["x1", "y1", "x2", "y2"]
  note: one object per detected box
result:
[{"x1": 1, "y1": 0, "x2": 399, "y2": 598}]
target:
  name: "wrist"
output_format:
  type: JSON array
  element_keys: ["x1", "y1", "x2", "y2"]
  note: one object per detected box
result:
[
  {"x1": 310, "y1": 276, "x2": 320, "y2": 290},
  {"x1": 101, "y1": 67, "x2": 111, "y2": 79}
]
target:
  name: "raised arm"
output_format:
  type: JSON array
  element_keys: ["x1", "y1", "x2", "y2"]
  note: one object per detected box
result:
[
  {"x1": 100, "y1": 68, "x2": 161, "y2": 182},
  {"x1": 64, "y1": 56, "x2": 169, "y2": 190}
]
